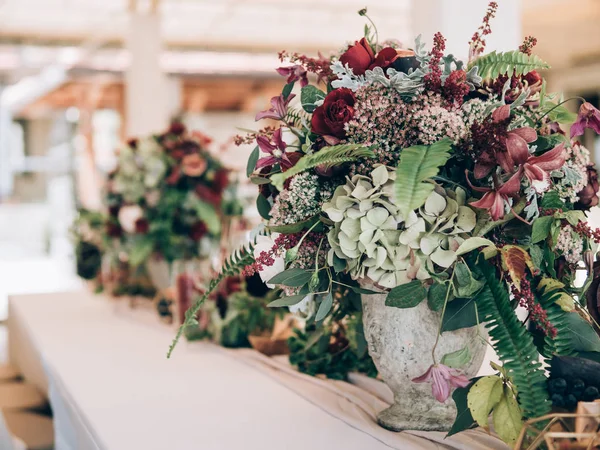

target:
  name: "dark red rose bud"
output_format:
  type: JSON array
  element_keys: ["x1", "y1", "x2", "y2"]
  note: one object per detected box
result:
[
  {"x1": 106, "y1": 222, "x2": 122, "y2": 238},
  {"x1": 127, "y1": 138, "x2": 138, "y2": 149},
  {"x1": 339, "y1": 37, "x2": 375, "y2": 76},
  {"x1": 190, "y1": 221, "x2": 208, "y2": 241},
  {"x1": 135, "y1": 218, "x2": 149, "y2": 234},
  {"x1": 212, "y1": 169, "x2": 230, "y2": 194},
  {"x1": 195, "y1": 185, "x2": 222, "y2": 207},
  {"x1": 523, "y1": 70, "x2": 542, "y2": 87},
  {"x1": 369, "y1": 47, "x2": 399, "y2": 72},
  {"x1": 311, "y1": 88, "x2": 356, "y2": 138},
  {"x1": 576, "y1": 165, "x2": 600, "y2": 210},
  {"x1": 168, "y1": 122, "x2": 186, "y2": 136}
]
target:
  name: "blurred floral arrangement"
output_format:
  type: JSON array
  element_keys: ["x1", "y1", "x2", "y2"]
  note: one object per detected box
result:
[
  {"x1": 168, "y1": 2, "x2": 600, "y2": 446},
  {"x1": 104, "y1": 122, "x2": 231, "y2": 266}
]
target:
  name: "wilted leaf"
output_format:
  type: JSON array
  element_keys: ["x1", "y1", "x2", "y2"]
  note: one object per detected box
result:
[
  {"x1": 467, "y1": 375, "x2": 503, "y2": 428},
  {"x1": 492, "y1": 385, "x2": 523, "y2": 445},
  {"x1": 501, "y1": 245, "x2": 535, "y2": 291}
]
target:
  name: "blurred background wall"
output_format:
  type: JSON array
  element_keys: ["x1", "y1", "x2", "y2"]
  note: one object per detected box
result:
[{"x1": 0, "y1": 0, "x2": 598, "y2": 318}]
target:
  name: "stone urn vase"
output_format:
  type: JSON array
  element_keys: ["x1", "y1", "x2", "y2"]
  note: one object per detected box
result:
[{"x1": 361, "y1": 287, "x2": 487, "y2": 432}]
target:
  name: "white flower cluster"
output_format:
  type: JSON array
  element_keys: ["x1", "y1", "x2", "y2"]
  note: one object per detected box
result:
[{"x1": 555, "y1": 225, "x2": 583, "y2": 265}]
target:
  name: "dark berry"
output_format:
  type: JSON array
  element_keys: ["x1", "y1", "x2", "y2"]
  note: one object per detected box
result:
[
  {"x1": 572, "y1": 379, "x2": 586, "y2": 396},
  {"x1": 564, "y1": 394, "x2": 578, "y2": 410},
  {"x1": 551, "y1": 393, "x2": 565, "y2": 408},
  {"x1": 548, "y1": 378, "x2": 567, "y2": 394},
  {"x1": 583, "y1": 386, "x2": 600, "y2": 402}
]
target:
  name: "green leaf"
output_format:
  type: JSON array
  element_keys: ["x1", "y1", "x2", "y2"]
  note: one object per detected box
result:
[
  {"x1": 455, "y1": 237, "x2": 497, "y2": 258},
  {"x1": 315, "y1": 292, "x2": 333, "y2": 321},
  {"x1": 267, "y1": 215, "x2": 319, "y2": 234},
  {"x1": 564, "y1": 313, "x2": 600, "y2": 353},
  {"x1": 385, "y1": 281, "x2": 427, "y2": 308},
  {"x1": 268, "y1": 294, "x2": 308, "y2": 308},
  {"x1": 194, "y1": 199, "x2": 221, "y2": 235},
  {"x1": 531, "y1": 216, "x2": 554, "y2": 244},
  {"x1": 282, "y1": 82, "x2": 294, "y2": 99},
  {"x1": 539, "y1": 102, "x2": 578, "y2": 125},
  {"x1": 129, "y1": 237, "x2": 155, "y2": 267},
  {"x1": 530, "y1": 245, "x2": 543, "y2": 269},
  {"x1": 541, "y1": 191, "x2": 564, "y2": 209},
  {"x1": 394, "y1": 138, "x2": 453, "y2": 218},
  {"x1": 428, "y1": 282, "x2": 451, "y2": 312},
  {"x1": 441, "y1": 346, "x2": 472, "y2": 369},
  {"x1": 492, "y1": 385, "x2": 523, "y2": 446},
  {"x1": 246, "y1": 145, "x2": 259, "y2": 177},
  {"x1": 332, "y1": 254, "x2": 346, "y2": 273},
  {"x1": 469, "y1": 50, "x2": 550, "y2": 80},
  {"x1": 467, "y1": 375, "x2": 503, "y2": 428},
  {"x1": 270, "y1": 144, "x2": 375, "y2": 191},
  {"x1": 268, "y1": 268, "x2": 313, "y2": 287},
  {"x1": 348, "y1": 285, "x2": 381, "y2": 295},
  {"x1": 300, "y1": 85, "x2": 326, "y2": 113},
  {"x1": 448, "y1": 382, "x2": 480, "y2": 437},
  {"x1": 256, "y1": 194, "x2": 272, "y2": 220},
  {"x1": 441, "y1": 297, "x2": 478, "y2": 332},
  {"x1": 250, "y1": 176, "x2": 271, "y2": 185}
]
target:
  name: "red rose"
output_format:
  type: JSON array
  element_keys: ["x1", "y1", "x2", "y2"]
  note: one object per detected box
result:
[
  {"x1": 190, "y1": 222, "x2": 208, "y2": 241},
  {"x1": 340, "y1": 38, "x2": 374, "y2": 76},
  {"x1": 523, "y1": 70, "x2": 542, "y2": 87},
  {"x1": 212, "y1": 169, "x2": 230, "y2": 193},
  {"x1": 135, "y1": 218, "x2": 149, "y2": 234},
  {"x1": 168, "y1": 122, "x2": 186, "y2": 135},
  {"x1": 370, "y1": 47, "x2": 398, "y2": 71},
  {"x1": 195, "y1": 185, "x2": 222, "y2": 207},
  {"x1": 311, "y1": 88, "x2": 356, "y2": 138}
]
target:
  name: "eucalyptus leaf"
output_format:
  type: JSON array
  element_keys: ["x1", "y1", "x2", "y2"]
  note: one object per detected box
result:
[
  {"x1": 268, "y1": 268, "x2": 313, "y2": 287},
  {"x1": 455, "y1": 237, "x2": 497, "y2": 257},
  {"x1": 268, "y1": 294, "x2": 308, "y2": 308},
  {"x1": 441, "y1": 297, "x2": 479, "y2": 332},
  {"x1": 267, "y1": 215, "x2": 319, "y2": 234},
  {"x1": 315, "y1": 292, "x2": 333, "y2": 322},
  {"x1": 385, "y1": 280, "x2": 427, "y2": 308},
  {"x1": 256, "y1": 194, "x2": 272, "y2": 220},
  {"x1": 282, "y1": 82, "x2": 294, "y2": 99},
  {"x1": 246, "y1": 146, "x2": 259, "y2": 177}
]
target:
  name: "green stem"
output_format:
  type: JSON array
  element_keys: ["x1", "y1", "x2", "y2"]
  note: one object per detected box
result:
[
  {"x1": 431, "y1": 270, "x2": 456, "y2": 365},
  {"x1": 536, "y1": 96, "x2": 586, "y2": 125}
]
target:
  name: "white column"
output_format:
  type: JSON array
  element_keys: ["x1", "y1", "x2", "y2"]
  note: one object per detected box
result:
[
  {"x1": 410, "y1": 0, "x2": 521, "y2": 59},
  {"x1": 124, "y1": 10, "x2": 171, "y2": 137}
]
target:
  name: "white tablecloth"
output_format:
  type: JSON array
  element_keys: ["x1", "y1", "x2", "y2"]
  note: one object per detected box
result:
[{"x1": 7, "y1": 292, "x2": 399, "y2": 450}]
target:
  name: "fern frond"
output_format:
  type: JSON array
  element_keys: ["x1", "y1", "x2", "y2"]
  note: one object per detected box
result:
[
  {"x1": 285, "y1": 108, "x2": 310, "y2": 129},
  {"x1": 469, "y1": 51, "x2": 550, "y2": 80},
  {"x1": 537, "y1": 290, "x2": 576, "y2": 357},
  {"x1": 270, "y1": 144, "x2": 374, "y2": 190},
  {"x1": 477, "y1": 262, "x2": 551, "y2": 418},
  {"x1": 167, "y1": 240, "x2": 257, "y2": 358},
  {"x1": 395, "y1": 138, "x2": 452, "y2": 218}
]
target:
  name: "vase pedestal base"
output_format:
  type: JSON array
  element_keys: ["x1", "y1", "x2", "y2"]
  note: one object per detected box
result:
[{"x1": 376, "y1": 402, "x2": 455, "y2": 432}]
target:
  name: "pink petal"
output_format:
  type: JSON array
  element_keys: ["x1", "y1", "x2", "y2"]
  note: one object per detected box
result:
[
  {"x1": 255, "y1": 110, "x2": 279, "y2": 121},
  {"x1": 255, "y1": 156, "x2": 277, "y2": 169},
  {"x1": 506, "y1": 132, "x2": 530, "y2": 166},
  {"x1": 498, "y1": 169, "x2": 523, "y2": 196},
  {"x1": 272, "y1": 128, "x2": 287, "y2": 150},
  {"x1": 528, "y1": 143, "x2": 566, "y2": 171},
  {"x1": 412, "y1": 366, "x2": 433, "y2": 383},
  {"x1": 510, "y1": 127, "x2": 537, "y2": 143},
  {"x1": 431, "y1": 368, "x2": 451, "y2": 403},
  {"x1": 492, "y1": 105, "x2": 510, "y2": 122},
  {"x1": 256, "y1": 135, "x2": 275, "y2": 154},
  {"x1": 497, "y1": 151, "x2": 514, "y2": 174},
  {"x1": 523, "y1": 163, "x2": 547, "y2": 183},
  {"x1": 570, "y1": 119, "x2": 586, "y2": 138},
  {"x1": 471, "y1": 192, "x2": 497, "y2": 209},
  {"x1": 474, "y1": 162, "x2": 494, "y2": 179}
]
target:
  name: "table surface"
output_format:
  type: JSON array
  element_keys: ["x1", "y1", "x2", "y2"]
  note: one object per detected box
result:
[{"x1": 8, "y1": 291, "x2": 396, "y2": 450}]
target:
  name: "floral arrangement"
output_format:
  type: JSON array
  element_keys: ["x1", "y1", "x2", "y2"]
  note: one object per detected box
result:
[
  {"x1": 169, "y1": 3, "x2": 600, "y2": 445},
  {"x1": 72, "y1": 208, "x2": 106, "y2": 285},
  {"x1": 105, "y1": 122, "x2": 230, "y2": 267}
]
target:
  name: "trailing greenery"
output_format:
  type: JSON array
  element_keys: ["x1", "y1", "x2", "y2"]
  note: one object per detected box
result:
[
  {"x1": 476, "y1": 262, "x2": 551, "y2": 419},
  {"x1": 469, "y1": 50, "x2": 550, "y2": 80},
  {"x1": 394, "y1": 138, "x2": 453, "y2": 218},
  {"x1": 167, "y1": 240, "x2": 257, "y2": 358},
  {"x1": 270, "y1": 144, "x2": 375, "y2": 190}
]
